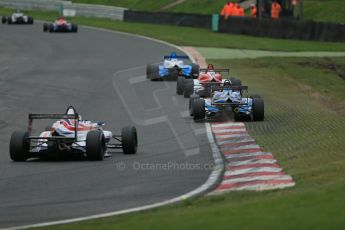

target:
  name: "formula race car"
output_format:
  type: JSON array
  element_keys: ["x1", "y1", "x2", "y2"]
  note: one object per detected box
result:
[
  {"x1": 189, "y1": 80, "x2": 264, "y2": 122},
  {"x1": 9, "y1": 106, "x2": 137, "y2": 161},
  {"x1": 146, "y1": 52, "x2": 199, "y2": 81},
  {"x1": 178, "y1": 64, "x2": 241, "y2": 98},
  {"x1": 43, "y1": 17, "x2": 78, "y2": 33},
  {"x1": 2, "y1": 10, "x2": 33, "y2": 24}
]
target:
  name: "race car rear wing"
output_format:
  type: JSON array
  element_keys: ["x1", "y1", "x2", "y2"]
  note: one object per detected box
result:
[
  {"x1": 199, "y1": 69, "x2": 230, "y2": 74},
  {"x1": 163, "y1": 55, "x2": 189, "y2": 59},
  {"x1": 27, "y1": 113, "x2": 79, "y2": 140},
  {"x1": 211, "y1": 101, "x2": 249, "y2": 106},
  {"x1": 212, "y1": 85, "x2": 248, "y2": 91}
]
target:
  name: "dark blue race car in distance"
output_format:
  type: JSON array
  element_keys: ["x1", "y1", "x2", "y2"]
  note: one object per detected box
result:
[{"x1": 43, "y1": 17, "x2": 78, "y2": 33}]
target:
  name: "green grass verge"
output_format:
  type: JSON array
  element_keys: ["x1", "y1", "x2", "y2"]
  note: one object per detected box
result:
[
  {"x1": 303, "y1": 0, "x2": 345, "y2": 24},
  {"x1": 71, "y1": 0, "x2": 345, "y2": 24},
  {"x1": 1, "y1": 7, "x2": 344, "y2": 52},
  {"x1": 37, "y1": 57, "x2": 345, "y2": 229}
]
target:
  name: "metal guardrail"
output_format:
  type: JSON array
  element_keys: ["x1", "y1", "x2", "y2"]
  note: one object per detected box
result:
[{"x1": 0, "y1": 0, "x2": 126, "y2": 20}]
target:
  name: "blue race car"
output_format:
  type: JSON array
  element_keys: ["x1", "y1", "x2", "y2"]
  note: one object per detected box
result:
[
  {"x1": 190, "y1": 80, "x2": 264, "y2": 122},
  {"x1": 146, "y1": 52, "x2": 199, "y2": 81},
  {"x1": 43, "y1": 17, "x2": 78, "y2": 33}
]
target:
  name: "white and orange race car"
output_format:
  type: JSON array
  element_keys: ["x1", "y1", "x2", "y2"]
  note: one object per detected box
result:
[{"x1": 9, "y1": 106, "x2": 137, "y2": 161}]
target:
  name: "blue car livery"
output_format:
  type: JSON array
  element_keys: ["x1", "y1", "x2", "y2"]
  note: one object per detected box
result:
[{"x1": 146, "y1": 52, "x2": 199, "y2": 81}]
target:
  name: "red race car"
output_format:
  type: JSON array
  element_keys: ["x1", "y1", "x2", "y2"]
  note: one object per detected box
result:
[{"x1": 178, "y1": 64, "x2": 242, "y2": 98}]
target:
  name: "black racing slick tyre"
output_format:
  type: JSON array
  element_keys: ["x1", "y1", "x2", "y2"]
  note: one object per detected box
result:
[
  {"x1": 7, "y1": 16, "x2": 12, "y2": 24},
  {"x1": 230, "y1": 77, "x2": 242, "y2": 86},
  {"x1": 86, "y1": 130, "x2": 105, "y2": 161},
  {"x1": 191, "y1": 63, "x2": 200, "y2": 78},
  {"x1": 121, "y1": 126, "x2": 138, "y2": 154},
  {"x1": 150, "y1": 64, "x2": 160, "y2": 81},
  {"x1": 183, "y1": 79, "x2": 194, "y2": 98},
  {"x1": 10, "y1": 131, "x2": 30, "y2": 161},
  {"x1": 189, "y1": 94, "x2": 200, "y2": 116},
  {"x1": 48, "y1": 24, "x2": 55, "y2": 33},
  {"x1": 146, "y1": 64, "x2": 153, "y2": 79},
  {"x1": 193, "y1": 98, "x2": 205, "y2": 121},
  {"x1": 2, "y1": 16, "x2": 6, "y2": 24},
  {"x1": 43, "y1": 23, "x2": 48, "y2": 32},
  {"x1": 252, "y1": 98, "x2": 264, "y2": 121},
  {"x1": 28, "y1": 16, "x2": 34, "y2": 24},
  {"x1": 72, "y1": 24, "x2": 78, "y2": 32},
  {"x1": 176, "y1": 76, "x2": 184, "y2": 95}
]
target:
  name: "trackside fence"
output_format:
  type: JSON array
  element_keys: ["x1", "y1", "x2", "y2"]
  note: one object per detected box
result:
[{"x1": 0, "y1": 0, "x2": 126, "y2": 20}]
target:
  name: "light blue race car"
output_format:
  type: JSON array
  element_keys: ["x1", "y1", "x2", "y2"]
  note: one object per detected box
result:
[
  {"x1": 146, "y1": 52, "x2": 199, "y2": 81},
  {"x1": 189, "y1": 80, "x2": 264, "y2": 122}
]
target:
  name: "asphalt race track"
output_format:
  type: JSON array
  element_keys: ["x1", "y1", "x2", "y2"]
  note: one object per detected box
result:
[{"x1": 0, "y1": 23, "x2": 213, "y2": 228}]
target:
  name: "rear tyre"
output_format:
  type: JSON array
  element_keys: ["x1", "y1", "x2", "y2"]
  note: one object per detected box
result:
[
  {"x1": 176, "y1": 76, "x2": 184, "y2": 95},
  {"x1": 72, "y1": 24, "x2": 78, "y2": 32},
  {"x1": 252, "y1": 98, "x2": 264, "y2": 121},
  {"x1": 2, "y1": 16, "x2": 6, "y2": 24},
  {"x1": 10, "y1": 131, "x2": 30, "y2": 161},
  {"x1": 48, "y1": 24, "x2": 54, "y2": 33},
  {"x1": 150, "y1": 64, "x2": 160, "y2": 81},
  {"x1": 121, "y1": 126, "x2": 138, "y2": 154},
  {"x1": 43, "y1": 23, "x2": 48, "y2": 32},
  {"x1": 183, "y1": 79, "x2": 194, "y2": 98},
  {"x1": 193, "y1": 99, "x2": 205, "y2": 121},
  {"x1": 86, "y1": 130, "x2": 105, "y2": 161},
  {"x1": 7, "y1": 16, "x2": 12, "y2": 24},
  {"x1": 146, "y1": 64, "x2": 152, "y2": 79},
  {"x1": 28, "y1": 16, "x2": 34, "y2": 24},
  {"x1": 234, "y1": 112, "x2": 241, "y2": 122},
  {"x1": 191, "y1": 63, "x2": 200, "y2": 78}
]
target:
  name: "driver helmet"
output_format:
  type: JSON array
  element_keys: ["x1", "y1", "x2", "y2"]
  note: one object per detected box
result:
[
  {"x1": 223, "y1": 79, "x2": 232, "y2": 87},
  {"x1": 170, "y1": 52, "x2": 177, "y2": 59}
]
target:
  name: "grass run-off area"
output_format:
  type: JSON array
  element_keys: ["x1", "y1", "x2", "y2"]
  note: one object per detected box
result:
[
  {"x1": 72, "y1": 0, "x2": 345, "y2": 24},
  {"x1": 38, "y1": 57, "x2": 345, "y2": 229},
  {"x1": 0, "y1": 7, "x2": 344, "y2": 52}
]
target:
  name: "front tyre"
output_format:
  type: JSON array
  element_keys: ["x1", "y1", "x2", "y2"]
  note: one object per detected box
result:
[
  {"x1": 86, "y1": 130, "x2": 105, "y2": 161},
  {"x1": 176, "y1": 76, "x2": 184, "y2": 95},
  {"x1": 230, "y1": 77, "x2": 242, "y2": 86},
  {"x1": 121, "y1": 126, "x2": 138, "y2": 154},
  {"x1": 10, "y1": 131, "x2": 30, "y2": 161},
  {"x1": 193, "y1": 98, "x2": 205, "y2": 121}
]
